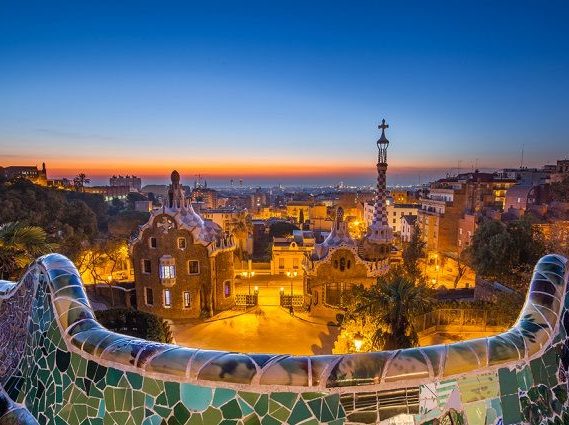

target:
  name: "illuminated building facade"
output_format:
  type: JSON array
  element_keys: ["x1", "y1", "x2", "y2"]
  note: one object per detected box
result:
[
  {"x1": 0, "y1": 163, "x2": 47, "y2": 186},
  {"x1": 131, "y1": 171, "x2": 235, "y2": 319}
]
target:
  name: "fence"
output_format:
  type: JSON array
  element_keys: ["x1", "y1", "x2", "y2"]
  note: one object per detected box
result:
[
  {"x1": 413, "y1": 308, "x2": 511, "y2": 335},
  {"x1": 235, "y1": 294, "x2": 258, "y2": 307},
  {"x1": 280, "y1": 294, "x2": 304, "y2": 308}
]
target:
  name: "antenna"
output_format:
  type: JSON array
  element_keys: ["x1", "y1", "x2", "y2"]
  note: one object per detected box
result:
[
  {"x1": 457, "y1": 160, "x2": 462, "y2": 176},
  {"x1": 520, "y1": 145, "x2": 525, "y2": 169}
]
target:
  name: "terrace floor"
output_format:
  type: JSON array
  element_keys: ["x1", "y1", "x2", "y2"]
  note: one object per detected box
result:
[{"x1": 170, "y1": 305, "x2": 340, "y2": 355}]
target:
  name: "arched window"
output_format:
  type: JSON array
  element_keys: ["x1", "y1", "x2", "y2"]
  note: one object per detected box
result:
[
  {"x1": 339, "y1": 257, "x2": 346, "y2": 271},
  {"x1": 347, "y1": 259, "x2": 351, "y2": 269}
]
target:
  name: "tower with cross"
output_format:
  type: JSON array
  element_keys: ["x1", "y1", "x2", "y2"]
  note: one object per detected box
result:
[{"x1": 361, "y1": 119, "x2": 393, "y2": 260}]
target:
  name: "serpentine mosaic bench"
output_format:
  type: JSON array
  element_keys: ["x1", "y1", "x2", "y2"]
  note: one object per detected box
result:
[{"x1": 0, "y1": 253, "x2": 568, "y2": 424}]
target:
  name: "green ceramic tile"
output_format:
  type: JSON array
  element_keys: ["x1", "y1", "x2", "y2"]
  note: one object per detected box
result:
[
  {"x1": 501, "y1": 394, "x2": 522, "y2": 425},
  {"x1": 288, "y1": 399, "x2": 312, "y2": 424},
  {"x1": 221, "y1": 399, "x2": 242, "y2": 420}
]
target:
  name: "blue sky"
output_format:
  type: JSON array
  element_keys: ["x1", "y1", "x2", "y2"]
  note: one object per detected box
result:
[{"x1": 0, "y1": 1, "x2": 568, "y2": 186}]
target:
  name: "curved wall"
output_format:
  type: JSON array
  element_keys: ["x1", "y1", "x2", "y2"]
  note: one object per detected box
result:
[{"x1": 0, "y1": 253, "x2": 568, "y2": 424}]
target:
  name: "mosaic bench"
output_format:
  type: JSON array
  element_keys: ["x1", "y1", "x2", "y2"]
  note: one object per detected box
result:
[{"x1": 0, "y1": 253, "x2": 568, "y2": 424}]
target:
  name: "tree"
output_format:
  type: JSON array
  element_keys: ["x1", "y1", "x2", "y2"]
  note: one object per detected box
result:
[
  {"x1": 230, "y1": 211, "x2": 253, "y2": 259},
  {"x1": 336, "y1": 268, "x2": 433, "y2": 352},
  {"x1": 108, "y1": 211, "x2": 150, "y2": 238},
  {"x1": 550, "y1": 174, "x2": 569, "y2": 202},
  {"x1": 73, "y1": 173, "x2": 91, "y2": 192},
  {"x1": 470, "y1": 218, "x2": 545, "y2": 293},
  {"x1": 268, "y1": 221, "x2": 299, "y2": 239},
  {"x1": 0, "y1": 222, "x2": 57, "y2": 279},
  {"x1": 298, "y1": 209, "x2": 305, "y2": 227},
  {"x1": 402, "y1": 224, "x2": 426, "y2": 280},
  {"x1": 453, "y1": 249, "x2": 469, "y2": 288}
]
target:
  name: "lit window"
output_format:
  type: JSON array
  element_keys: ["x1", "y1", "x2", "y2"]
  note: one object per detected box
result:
[
  {"x1": 278, "y1": 258, "x2": 284, "y2": 269},
  {"x1": 145, "y1": 287, "x2": 154, "y2": 305},
  {"x1": 224, "y1": 280, "x2": 232, "y2": 298},
  {"x1": 293, "y1": 258, "x2": 299, "y2": 269},
  {"x1": 159, "y1": 255, "x2": 176, "y2": 283},
  {"x1": 183, "y1": 291, "x2": 191, "y2": 308},
  {"x1": 188, "y1": 260, "x2": 200, "y2": 275},
  {"x1": 160, "y1": 264, "x2": 176, "y2": 279},
  {"x1": 149, "y1": 237, "x2": 157, "y2": 248},
  {"x1": 163, "y1": 289, "x2": 172, "y2": 307},
  {"x1": 178, "y1": 238, "x2": 187, "y2": 249},
  {"x1": 142, "y1": 259, "x2": 152, "y2": 274}
]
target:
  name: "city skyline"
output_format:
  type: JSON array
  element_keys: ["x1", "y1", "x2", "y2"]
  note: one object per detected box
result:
[{"x1": 1, "y1": 1, "x2": 568, "y2": 186}]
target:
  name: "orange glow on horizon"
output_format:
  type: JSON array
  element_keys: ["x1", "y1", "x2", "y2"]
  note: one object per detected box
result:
[{"x1": 9, "y1": 155, "x2": 454, "y2": 181}]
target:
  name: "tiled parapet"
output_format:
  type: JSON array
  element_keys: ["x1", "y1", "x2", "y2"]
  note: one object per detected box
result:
[{"x1": 0, "y1": 253, "x2": 568, "y2": 424}]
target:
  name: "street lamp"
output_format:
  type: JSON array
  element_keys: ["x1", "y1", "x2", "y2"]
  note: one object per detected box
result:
[
  {"x1": 354, "y1": 332, "x2": 364, "y2": 352},
  {"x1": 286, "y1": 271, "x2": 298, "y2": 296},
  {"x1": 241, "y1": 271, "x2": 255, "y2": 295}
]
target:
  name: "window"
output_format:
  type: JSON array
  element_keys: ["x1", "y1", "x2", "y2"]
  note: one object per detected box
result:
[
  {"x1": 163, "y1": 289, "x2": 172, "y2": 308},
  {"x1": 293, "y1": 258, "x2": 299, "y2": 269},
  {"x1": 224, "y1": 280, "x2": 232, "y2": 298},
  {"x1": 149, "y1": 237, "x2": 157, "y2": 248},
  {"x1": 347, "y1": 260, "x2": 351, "y2": 269},
  {"x1": 142, "y1": 259, "x2": 152, "y2": 274},
  {"x1": 160, "y1": 264, "x2": 176, "y2": 279},
  {"x1": 178, "y1": 237, "x2": 187, "y2": 249},
  {"x1": 145, "y1": 287, "x2": 154, "y2": 305},
  {"x1": 393, "y1": 219, "x2": 396, "y2": 224},
  {"x1": 339, "y1": 257, "x2": 346, "y2": 272},
  {"x1": 188, "y1": 260, "x2": 200, "y2": 275},
  {"x1": 183, "y1": 291, "x2": 191, "y2": 308},
  {"x1": 278, "y1": 258, "x2": 285, "y2": 269},
  {"x1": 459, "y1": 228, "x2": 463, "y2": 235}
]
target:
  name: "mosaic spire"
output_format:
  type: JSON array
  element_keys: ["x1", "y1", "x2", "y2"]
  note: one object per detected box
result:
[{"x1": 373, "y1": 119, "x2": 390, "y2": 227}]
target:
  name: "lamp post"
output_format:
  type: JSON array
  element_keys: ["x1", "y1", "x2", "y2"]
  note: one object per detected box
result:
[
  {"x1": 240, "y1": 271, "x2": 255, "y2": 295},
  {"x1": 286, "y1": 271, "x2": 298, "y2": 297}
]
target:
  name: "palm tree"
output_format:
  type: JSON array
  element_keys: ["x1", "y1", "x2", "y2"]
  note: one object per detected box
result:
[
  {"x1": 73, "y1": 173, "x2": 91, "y2": 192},
  {"x1": 231, "y1": 211, "x2": 253, "y2": 259},
  {"x1": 0, "y1": 222, "x2": 57, "y2": 279},
  {"x1": 351, "y1": 269, "x2": 433, "y2": 350}
]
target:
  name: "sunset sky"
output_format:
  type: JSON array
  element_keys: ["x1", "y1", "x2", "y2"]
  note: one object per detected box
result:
[{"x1": 1, "y1": 1, "x2": 568, "y2": 186}]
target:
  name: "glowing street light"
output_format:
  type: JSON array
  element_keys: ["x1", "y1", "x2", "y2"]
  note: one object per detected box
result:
[
  {"x1": 354, "y1": 332, "x2": 364, "y2": 352},
  {"x1": 286, "y1": 271, "x2": 298, "y2": 297},
  {"x1": 241, "y1": 271, "x2": 255, "y2": 295}
]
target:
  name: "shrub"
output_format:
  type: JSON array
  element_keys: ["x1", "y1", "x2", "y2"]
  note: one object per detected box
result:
[{"x1": 95, "y1": 308, "x2": 173, "y2": 343}]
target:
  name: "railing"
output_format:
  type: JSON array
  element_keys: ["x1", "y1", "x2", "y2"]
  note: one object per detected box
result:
[
  {"x1": 280, "y1": 294, "x2": 304, "y2": 308},
  {"x1": 413, "y1": 308, "x2": 512, "y2": 335},
  {"x1": 234, "y1": 293, "x2": 258, "y2": 307}
]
